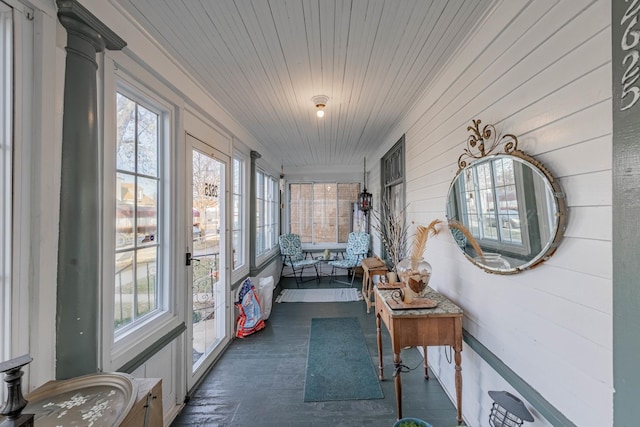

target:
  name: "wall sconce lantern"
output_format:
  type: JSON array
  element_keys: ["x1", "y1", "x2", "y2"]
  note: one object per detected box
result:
[
  {"x1": 279, "y1": 164, "x2": 285, "y2": 192},
  {"x1": 312, "y1": 95, "x2": 328, "y2": 118},
  {"x1": 488, "y1": 391, "x2": 534, "y2": 427},
  {"x1": 358, "y1": 157, "x2": 372, "y2": 215}
]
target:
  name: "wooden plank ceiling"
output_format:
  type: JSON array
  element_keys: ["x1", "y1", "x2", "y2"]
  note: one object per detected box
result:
[{"x1": 114, "y1": 0, "x2": 493, "y2": 169}]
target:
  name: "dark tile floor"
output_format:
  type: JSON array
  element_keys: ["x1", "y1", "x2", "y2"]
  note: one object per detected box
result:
[{"x1": 171, "y1": 276, "x2": 462, "y2": 427}]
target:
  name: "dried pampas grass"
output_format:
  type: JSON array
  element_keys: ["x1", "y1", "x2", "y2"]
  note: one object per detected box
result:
[
  {"x1": 448, "y1": 220, "x2": 483, "y2": 256},
  {"x1": 410, "y1": 219, "x2": 442, "y2": 259}
]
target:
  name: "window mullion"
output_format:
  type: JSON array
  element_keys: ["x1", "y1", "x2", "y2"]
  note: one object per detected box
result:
[
  {"x1": 311, "y1": 183, "x2": 315, "y2": 244},
  {"x1": 133, "y1": 104, "x2": 140, "y2": 320},
  {"x1": 490, "y1": 162, "x2": 503, "y2": 242},
  {"x1": 333, "y1": 182, "x2": 340, "y2": 242}
]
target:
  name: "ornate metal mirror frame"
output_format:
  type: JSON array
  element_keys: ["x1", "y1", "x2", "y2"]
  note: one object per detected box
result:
[{"x1": 446, "y1": 120, "x2": 567, "y2": 274}]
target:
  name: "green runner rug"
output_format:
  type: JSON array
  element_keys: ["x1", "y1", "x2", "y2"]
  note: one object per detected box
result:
[{"x1": 304, "y1": 317, "x2": 384, "y2": 402}]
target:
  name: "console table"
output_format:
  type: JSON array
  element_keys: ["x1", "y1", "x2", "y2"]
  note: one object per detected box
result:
[{"x1": 374, "y1": 287, "x2": 463, "y2": 423}]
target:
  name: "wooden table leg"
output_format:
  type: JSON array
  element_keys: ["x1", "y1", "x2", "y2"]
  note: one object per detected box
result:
[
  {"x1": 362, "y1": 269, "x2": 369, "y2": 312},
  {"x1": 376, "y1": 314, "x2": 384, "y2": 380},
  {"x1": 423, "y1": 346, "x2": 429, "y2": 380},
  {"x1": 394, "y1": 350, "x2": 403, "y2": 420},
  {"x1": 455, "y1": 347, "x2": 463, "y2": 425},
  {"x1": 365, "y1": 271, "x2": 373, "y2": 313}
]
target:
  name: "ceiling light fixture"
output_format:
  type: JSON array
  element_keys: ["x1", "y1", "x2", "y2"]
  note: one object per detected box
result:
[{"x1": 312, "y1": 95, "x2": 328, "y2": 118}]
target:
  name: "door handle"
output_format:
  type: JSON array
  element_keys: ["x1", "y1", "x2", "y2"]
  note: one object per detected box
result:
[{"x1": 185, "y1": 252, "x2": 201, "y2": 266}]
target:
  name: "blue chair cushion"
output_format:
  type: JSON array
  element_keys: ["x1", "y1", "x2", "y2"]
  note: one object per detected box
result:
[
  {"x1": 287, "y1": 259, "x2": 319, "y2": 268},
  {"x1": 328, "y1": 259, "x2": 358, "y2": 269},
  {"x1": 279, "y1": 233, "x2": 305, "y2": 261}
]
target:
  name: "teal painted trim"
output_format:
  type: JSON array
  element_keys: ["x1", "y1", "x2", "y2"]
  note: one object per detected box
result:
[
  {"x1": 57, "y1": 0, "x2": 127, "y2": 50},
  {"x1": 612, "y1": 1, "x2": 640, "y2": 425},
  {"x1": 463, "y1": 329, "x2": 575, "y2": 426},
  {"x1": 118, "y1": 323, "x2": 186, "y2": 373}
]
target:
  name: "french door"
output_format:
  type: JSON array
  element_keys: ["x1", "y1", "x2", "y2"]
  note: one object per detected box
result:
[{"x1": 186, "y1": 134, "x2": 230, "y2": 388}]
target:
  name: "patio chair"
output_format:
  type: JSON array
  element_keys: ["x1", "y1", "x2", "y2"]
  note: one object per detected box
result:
[
  {"x1": 279, "y1": 233, "x2": 320, "y2": 286},
  {"x1": 328, "y1": 231, "x2": 370, "y2": 286}
]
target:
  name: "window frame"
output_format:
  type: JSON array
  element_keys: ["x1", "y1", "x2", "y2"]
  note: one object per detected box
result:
[
  {"x1": 1, "y1": 1, "x2": 36, "y2": 383},
  {"x1": 287, "y1": 181, "x2": 361, "y2": 244},
  {"x1": 380, "y1": 136, "x2": 406, "y2": 263},
  {"x1": 231, "y1": 153, "x2": 246, "y2": 275},
  {"x1": 255, "y1": 168, "x2": 279, "y2": 264},
  {"x1": 113, "y1": 89, "x2": 164, "y2": 335},
  {"x1": 0, "y1": 2, "x2": 14, "y2": 372},
  {"x1": 102, "y1": 54, "x2": 181, "y2": 371}
]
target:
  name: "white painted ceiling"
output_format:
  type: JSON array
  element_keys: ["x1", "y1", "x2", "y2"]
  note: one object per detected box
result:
[{"x1": 114, "y1": 0, "x2": 493, "y2": 168}]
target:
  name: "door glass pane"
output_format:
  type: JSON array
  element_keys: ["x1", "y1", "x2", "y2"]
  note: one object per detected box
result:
[{"x1": 191, "y1": 149, "x2": 225, "y2": 370}]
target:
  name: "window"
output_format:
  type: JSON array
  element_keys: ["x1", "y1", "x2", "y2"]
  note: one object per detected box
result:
[
  {"x1": 232, "y1": 156, "x2": 245, "y2": 269},
  {"x1": 114, "y1": 91, "x2": 163, "y2": 333},
  {"x1": 380, "y1": 136, "x2": 406, "y2": 262},
  {"x1": 255, "y1": 170, "x2": 278, "y2": 256},
  {"x1": 0, "y1": 2, "x2": 12, "y2": 369},
  {"x1": 289, "y1": 183, "x2": 360, "y2": 243}
]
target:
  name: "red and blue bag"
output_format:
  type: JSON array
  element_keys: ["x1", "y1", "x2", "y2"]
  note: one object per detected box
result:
[{"x1": 235, "y1": 278, "x2": 266, "y2": 338}]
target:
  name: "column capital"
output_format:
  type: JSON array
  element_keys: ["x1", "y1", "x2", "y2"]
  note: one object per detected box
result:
[
  {"x1": 250, "y1": 150, "x2": 262, "y2": 160},
  {"x1": 57, "y1": 0, "x2": 126, "y2": 52}
]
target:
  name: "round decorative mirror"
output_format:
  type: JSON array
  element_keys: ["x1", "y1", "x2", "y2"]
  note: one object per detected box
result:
[{"x1": 446, "y1": 120, "x2": 567, "y2": 274}]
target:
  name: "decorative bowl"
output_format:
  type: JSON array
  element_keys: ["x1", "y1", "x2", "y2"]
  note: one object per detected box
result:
[{"x1": 392, "y1": 417, "x2": 433, "y2": 427}]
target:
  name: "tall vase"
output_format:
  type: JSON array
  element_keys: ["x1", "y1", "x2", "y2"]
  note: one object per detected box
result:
[{"x1": 396, "y1": 257, "x2": 432, "y2": 297}]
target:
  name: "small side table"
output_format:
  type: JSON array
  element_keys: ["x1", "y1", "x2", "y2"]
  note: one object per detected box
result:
[
  {"x1": 361, "y1": 257, "x2": 388, "y2": 313},
  {"x1": 314, "y1": 256, "x2": 337, "y2": 278}
]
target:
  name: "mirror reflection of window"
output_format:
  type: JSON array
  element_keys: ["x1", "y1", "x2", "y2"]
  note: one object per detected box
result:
[
  {"x1": 457, "y1": 158, "x2": 523, "y2": 246},
  {"x1": 450, "y1": 155, "x2": 560, "y2": 265}
]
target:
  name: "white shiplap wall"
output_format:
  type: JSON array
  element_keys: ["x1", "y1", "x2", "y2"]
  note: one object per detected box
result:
[{"x1": 371, "y1": 1, "x2": 611, "y2": 426}]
